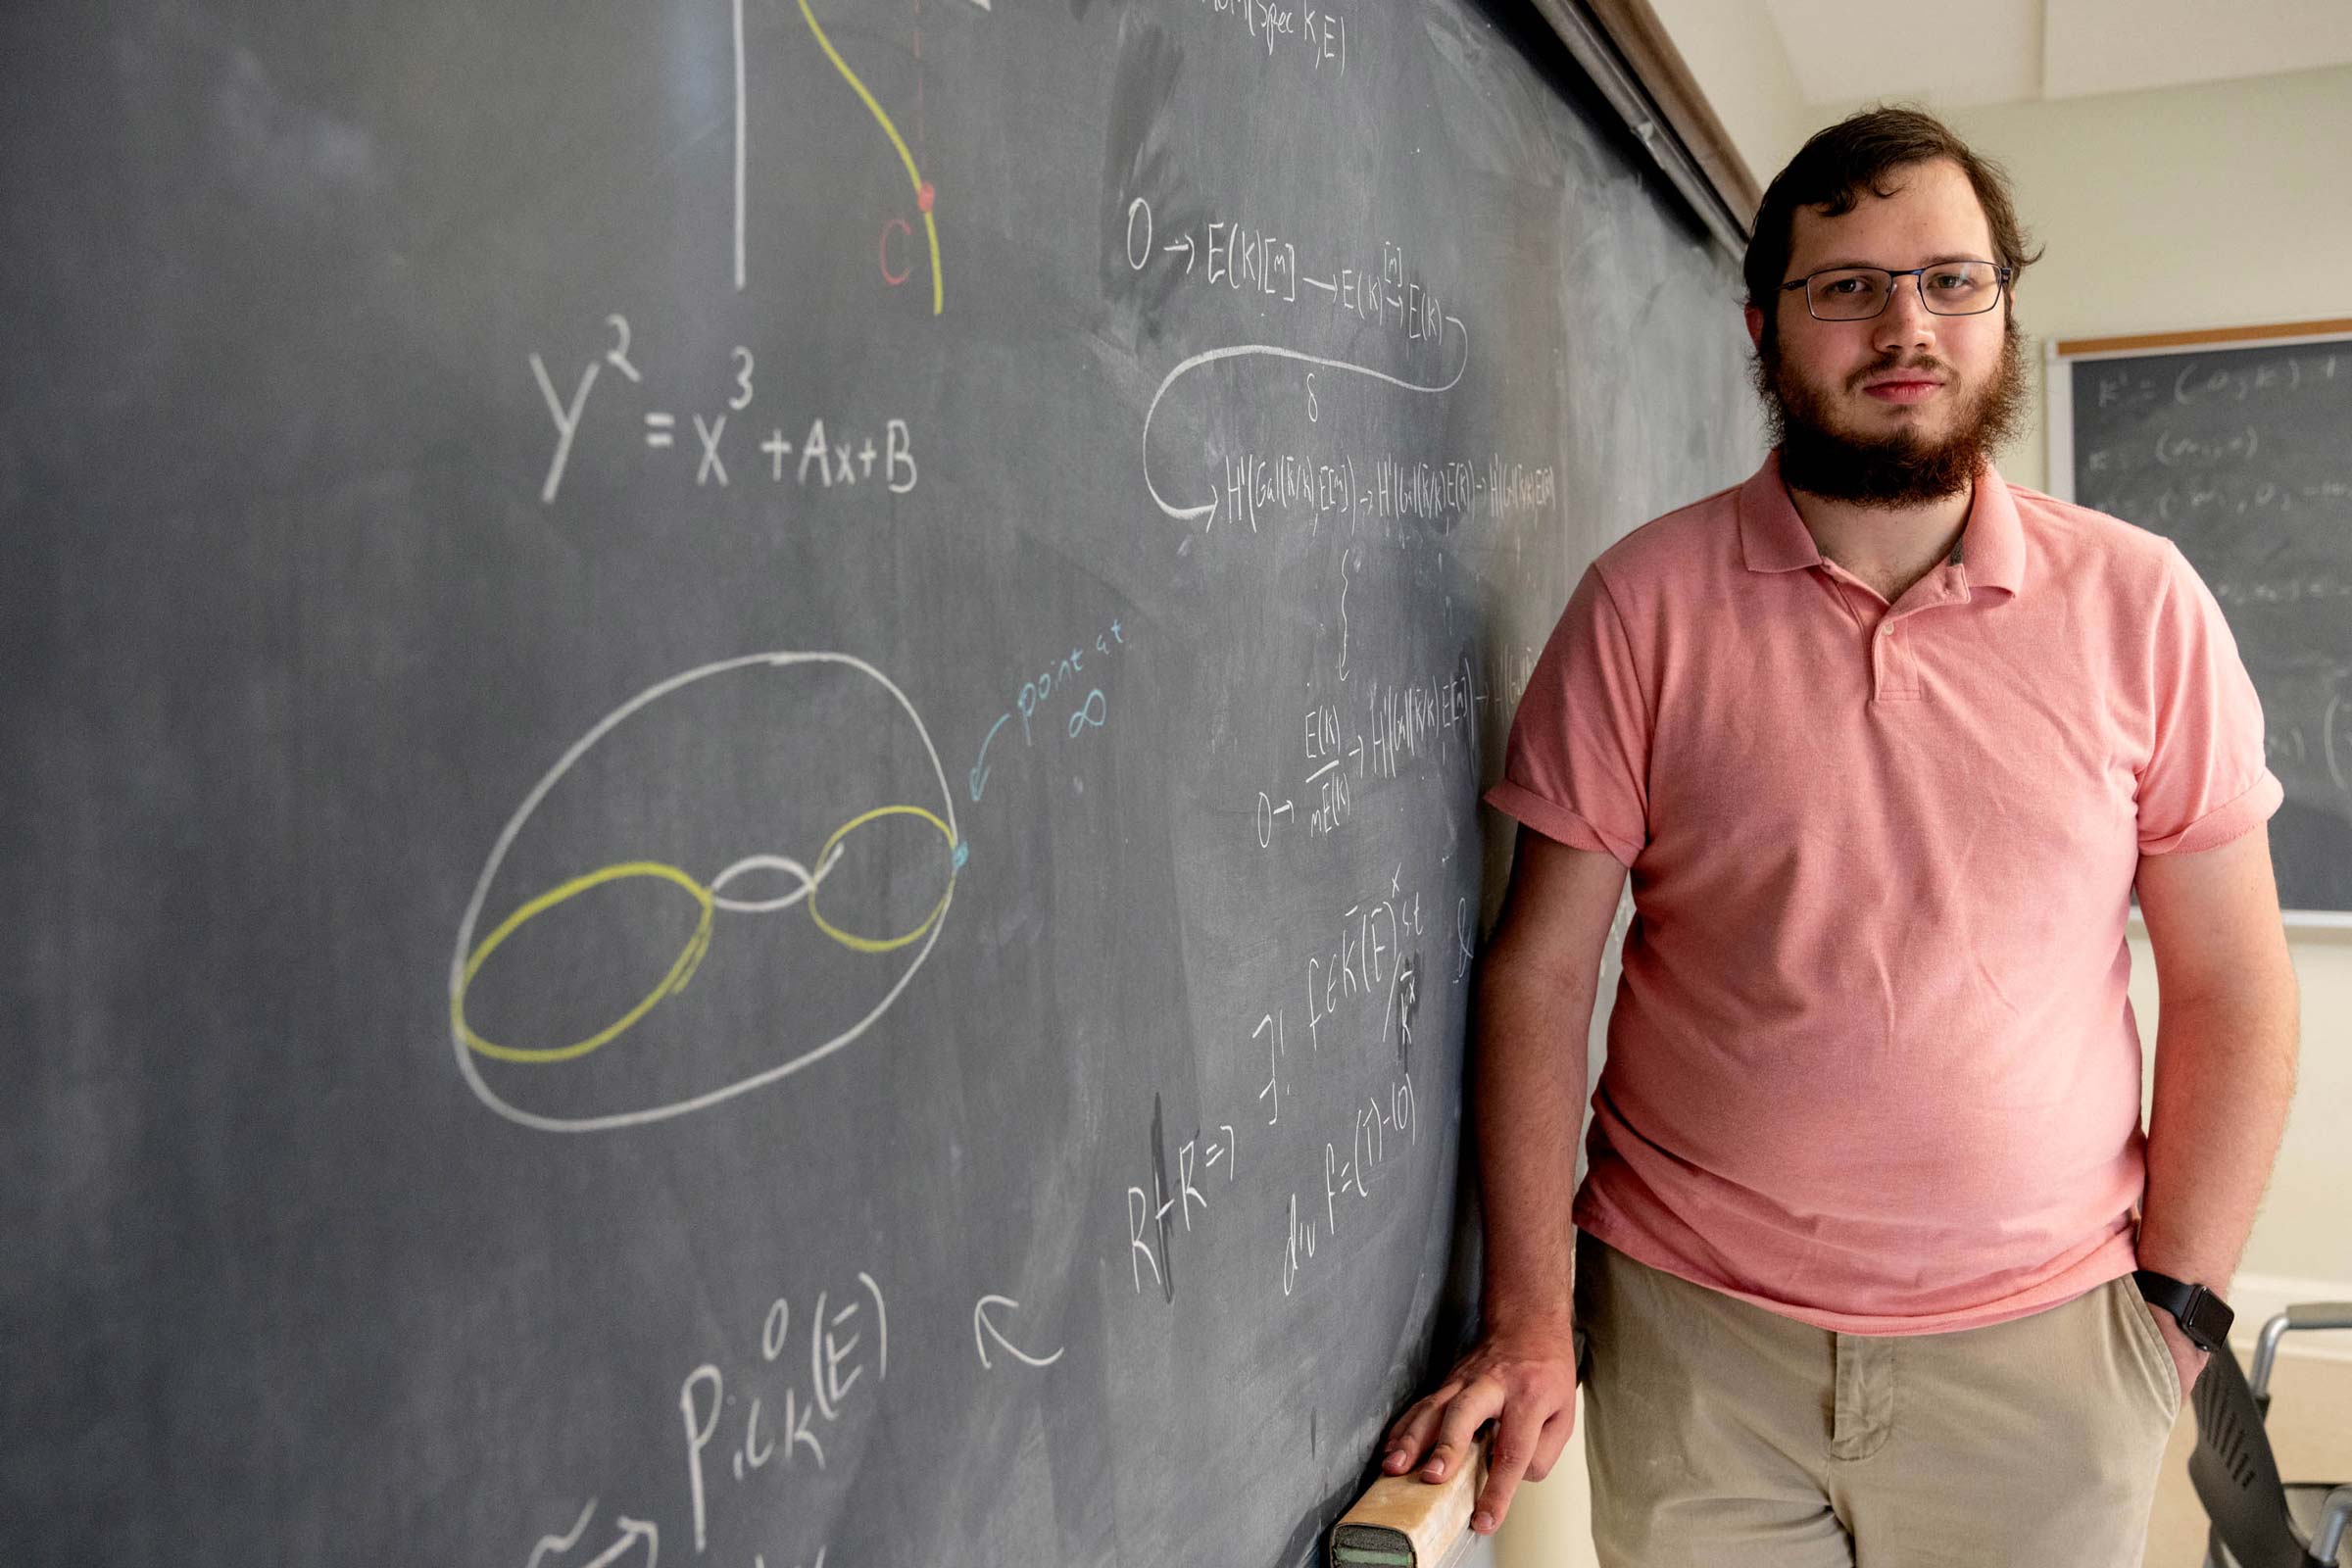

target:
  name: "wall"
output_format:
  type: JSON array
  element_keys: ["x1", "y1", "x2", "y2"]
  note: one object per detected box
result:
[{"x1": 1497, "y1": 49, "x2": 2352, "y2": 1568}]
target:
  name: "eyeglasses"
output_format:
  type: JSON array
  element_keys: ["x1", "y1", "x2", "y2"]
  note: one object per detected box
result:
[{"x1": 1779, "y1": 261, "x2": 2012, "y2": 321}]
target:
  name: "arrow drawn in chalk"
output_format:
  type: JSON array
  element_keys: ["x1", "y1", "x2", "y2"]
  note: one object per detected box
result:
[
  {"x1": 526, "y1": 1502, "x2": 658, "y2": 1568},
  {"x1": 974, "y1": 1295, "x2": 1065, "y2": 1370},
  {"x1": 581, "y1": 1518, "x2": 659, "y2": 1568},
  {"x1": 969, "y1": 712, "x2": 1010, "y2": 802},
  {"x1": 526, "y1": 1500, "x2": 598, "y2": 1568},
  {"x1": 1139, "y1": 316, "x2": 1470, "y2": 527}
]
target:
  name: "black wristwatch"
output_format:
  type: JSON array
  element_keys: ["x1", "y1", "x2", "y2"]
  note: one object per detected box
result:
[{"x1": 2133, "y1": 1270, "x2": 2234, "y2": 1353}]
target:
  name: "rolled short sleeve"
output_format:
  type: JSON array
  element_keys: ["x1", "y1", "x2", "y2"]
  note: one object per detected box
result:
[
  {"x1": 2135, "y1": 542, "x2": 2284, "y2": 855},
  {"x1": 1484, "y1": 562, "x2": 1651, "y2": 867}
]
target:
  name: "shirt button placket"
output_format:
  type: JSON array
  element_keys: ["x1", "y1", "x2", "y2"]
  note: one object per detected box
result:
[{"x1": 1882, "y1": 617, "x2": 1922, "y2": 698}]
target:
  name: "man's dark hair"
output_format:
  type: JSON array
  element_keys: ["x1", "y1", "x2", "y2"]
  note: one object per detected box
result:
[{"x1": 1742, "y1": 106, "x2": 2045, "y2": 324}]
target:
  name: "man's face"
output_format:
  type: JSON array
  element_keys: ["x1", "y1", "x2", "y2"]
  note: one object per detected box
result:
[{"x1": 1745, "y1": 157, "x2": 2030, "y2": 507}]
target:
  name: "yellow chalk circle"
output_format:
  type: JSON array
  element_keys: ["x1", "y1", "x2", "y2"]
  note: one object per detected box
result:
[
  {"x1": 456, "y1": 808, "x2": 956, "y2": 1064},
  {"x1": 808, "y1": 804, "x2": 958, "y2": 955},
  {"x1": 455, "y1": 860, "x2": 714, "y2": 1064}
]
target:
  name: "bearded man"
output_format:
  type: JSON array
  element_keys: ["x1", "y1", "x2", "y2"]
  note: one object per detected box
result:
[{"x1": 1379, "y1": 107, "x2": 2299, "y2": 1566}]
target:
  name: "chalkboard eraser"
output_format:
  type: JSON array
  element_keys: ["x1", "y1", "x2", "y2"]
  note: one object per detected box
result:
[{"x1": 1328, "y1": 1433, "x2": 1490, "y2": 1568}]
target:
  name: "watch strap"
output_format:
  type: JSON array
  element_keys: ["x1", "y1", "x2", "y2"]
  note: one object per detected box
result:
[{"x1": 2133, "y1": 1269, "x2": 2234, "y2": 1353}]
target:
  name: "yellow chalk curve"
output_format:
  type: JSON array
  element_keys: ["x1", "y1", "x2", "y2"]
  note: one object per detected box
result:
[
  {"x1": 808, "y1": 804, "x2": 958, "y2": 954},
  {"x1": 798, "y1": 0, "x2": 945, "y2": 316},
  {"x1": 455, "y1": 861, "x2": 714, "y2": 1064}
]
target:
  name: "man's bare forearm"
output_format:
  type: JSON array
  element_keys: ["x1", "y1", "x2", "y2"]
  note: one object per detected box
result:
[
  {"x1": 1473, "y1": 948, "x2": 1599, "y2": 1334},
  {"x1": 2135, "y1": 978, "x2": 2300, "y2": 1297}
]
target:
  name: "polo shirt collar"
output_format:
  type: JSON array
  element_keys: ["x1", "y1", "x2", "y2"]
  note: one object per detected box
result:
[{"x1": 1737, "y1": 448, "x2": 2025, "y2": 596}]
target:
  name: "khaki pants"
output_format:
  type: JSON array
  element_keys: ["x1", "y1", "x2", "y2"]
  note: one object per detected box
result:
[{"x1": 1571, "y1": 1230, "x2": 2180, "y2": 1566}]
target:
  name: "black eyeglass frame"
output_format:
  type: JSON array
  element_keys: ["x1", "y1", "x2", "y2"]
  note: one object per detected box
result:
[{"x1": 1778, "y1": 261, "x2": 2014, "y2": 321}]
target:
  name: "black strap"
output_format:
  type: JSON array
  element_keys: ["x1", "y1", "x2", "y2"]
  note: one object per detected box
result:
[{"x1": 2133, "y1": 1269, "x2": 2233, "y2": 1351}]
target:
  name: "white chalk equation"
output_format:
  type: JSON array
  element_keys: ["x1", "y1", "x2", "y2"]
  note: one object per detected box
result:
[
  {"x1": 1125, "y1": 1099, "x2": 1242, "y2": 1298},
  {"x1": 1129, "y1": 313, "x2": 1477, "y2": 533},
  {"x1": 681, "y1": 1273, "x2": 887, "y2": 1532},
  {"x1": 1172, "y1": 0, "x2": 1354, "y2": 78},
  {"x1": 528, "y1": 318, "x2": 919, "y2": 506},
  {"x1": 2214, "y1": 569, "x2": 2352, "y2": 607},
  {"x1": 1125, "y1": 204, "x2": 1431, "y2": 339},
  {"x1": 1124, "y1": 864, "x2": 1445, "y2": 1304},
  {"x1": 1140, "y1": 324, "x2": 1471, "y2": 527},
  {"x1": 515, "y1": 1270, "x2": 882, "y2": 1568},
  {"x1": 1210, "y1": 447, "x2": 1560, "y2": 536},
  {"x1": 2087, "y1": 348, "x2": 2337, "y2": 413},
  {"x1": 1288, "y1": 868, "x2": 1434, "y2": 1297},
  {"x1": 1284, "y1": 1068, "x2": 1415, "y2": 1297},
  {"x1": 1125, "y1": 203, "x2": 1473, "y2": 528},
  {"x1": 1255, "y1": 650, "x2": 1522, "y2": 849},
  {"x1": 2080, "y1": 475, "x2": 2352, "y2": 526}
]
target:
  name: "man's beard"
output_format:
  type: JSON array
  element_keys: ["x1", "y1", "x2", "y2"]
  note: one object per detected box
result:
[{"x1": 1750, "y1": 318, "x2": 2032, "y2": 507}]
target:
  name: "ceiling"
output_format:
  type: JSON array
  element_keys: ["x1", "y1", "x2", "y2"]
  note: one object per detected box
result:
[{"x1": 1764, "y1": 0, "x2": 2352, "y2": 107}]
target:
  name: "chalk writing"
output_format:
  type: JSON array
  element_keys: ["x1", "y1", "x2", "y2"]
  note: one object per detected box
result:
[
  {"x1": 2174, "y1": 351, "x2": 2336, "y2": 407},
  {"x1": 528, "y1": 320, "x2": 919, "y2": 504},
  {"x1": 967, "y1": 618, "x2": 1131, "y2": 802},
  {"x1": 1170, "y1": 0, "x2": 1352, "y2": 77},
  {"x1": 1256, "y1": 652, "x2": 1504, "y2": 849},
  {"x1": 680, "y1": 1272, "x2": 888, "y2": 1547},
  {"x1": 2152, "y1": 426, "x2": 2257, "y2": 468},
  {"x1": 514, "y1": 1273, "x2": 880, "y2": 1568},
  {"x1": 1209, "y1": 446, "x2": 1558, "y2": 534},
  {"x1": 1126, "y1": 1101, "x2": 1241, "y2": 1297},
  {"x1": 1282, "y1": 1066, "x2": 1415, "y2": 1297},
  {"x1": 1305, "y1": 876, "x2": 1422, "y2": 1052},
  {"x1": 1118, "y1": 860, "x2": 1450, "y2": 1310},
  {"x1": 2211, "y1": 571, "x2": 2352, "y2": 607},
  {"x1": 2089, "y1": 350, "x2": 2338, "y2": 414},
  {"x1": 1127, "y1": 200, "x2": 1437, "y2": 349},
  {"x1": 2082, "y1": 477, "x2": 2352, "y2": 526}
]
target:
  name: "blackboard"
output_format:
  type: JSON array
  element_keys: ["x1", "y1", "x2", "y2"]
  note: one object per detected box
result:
[
  {"x1": 0, "y1": 2, "x2": 1760, "y2": 1562},
  {"x1": 2051, "y1": 326, "x2": 2352, "y2": 920}
]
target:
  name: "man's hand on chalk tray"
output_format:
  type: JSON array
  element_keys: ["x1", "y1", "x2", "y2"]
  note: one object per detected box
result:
[{"x1": 1377, "y1": 1318, "x2": 1581, "y2": 1537}]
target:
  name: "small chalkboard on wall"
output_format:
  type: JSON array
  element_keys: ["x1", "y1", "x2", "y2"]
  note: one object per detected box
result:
[{"x1": 2050, "y1": 318, "x2": 2352, "y2": 924}]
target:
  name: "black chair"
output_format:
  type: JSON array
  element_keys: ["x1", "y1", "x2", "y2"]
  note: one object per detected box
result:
[{"x1": 2191, "y1": 1301, "x2": 2352, "y2": 1567}]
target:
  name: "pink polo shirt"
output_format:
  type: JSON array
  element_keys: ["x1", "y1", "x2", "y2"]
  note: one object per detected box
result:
[{"x1": 1487, "y1": 449, "x2": 2283, "y2": 1336}]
